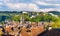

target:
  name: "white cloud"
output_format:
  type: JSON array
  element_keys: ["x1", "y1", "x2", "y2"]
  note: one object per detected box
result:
[
  {"x1": 3, "y1": 0, "x2": 22, "y2": 3},
  {"x1": 45, "y1": 0, "x2": 60, "y2": 2},
  {"x1": 0, "y1": 0, "x2": 3, "y2": 1},
  {"x1": 0, "y1": 0, "x2": 60, "y2": 12},
  {"x1": 0, "y1": 2, "x2": 3, "y2": 6},
  {"x1": 36, "y1": 1, "x2": 51, "y2": 5},
  {"x1": 6, "y1": 3, "x2": 39, "y2": 11},
  {"x1": 2, "y1": 0, "x2": 39, "y2": 11},
  {"x1": 38, "y1": 8, "x2": 60, "y2": 12},
  {"x1": 0, "y1": 2, "x2": 3, "y2": 8},
  {"x1": 38, "y1": 8, "x2": 54, "y2": 12},
  {"x1": 7, "y1": 3, "x2": 27, "y2": 9},
  {"x1": 34, "y1": 0, "x2": 60, "y2": 6},
  {"x1": 3, "y1": 0, "x2": 9, "y2": 3}
]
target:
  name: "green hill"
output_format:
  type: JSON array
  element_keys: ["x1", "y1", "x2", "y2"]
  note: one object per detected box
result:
[{"x1": 48, "y1": 11, "x2": 60, "y2": 16}]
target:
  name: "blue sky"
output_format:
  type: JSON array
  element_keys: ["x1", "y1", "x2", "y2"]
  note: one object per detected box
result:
[{"x1": 0, "y1": 0, "x2": 60, "y2": 12}]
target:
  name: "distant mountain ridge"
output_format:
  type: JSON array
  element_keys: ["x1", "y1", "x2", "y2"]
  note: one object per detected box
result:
[
  {"x1": 0, "y1": 11, "x2": 60, "y2": 16},
  {"x1": 48, "y1": 11, "x2": 60, "y2": 16}
]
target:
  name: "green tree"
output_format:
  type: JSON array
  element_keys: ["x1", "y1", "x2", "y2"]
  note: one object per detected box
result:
[
  {"x1": 44, "y1": 14, "x2": 52, "y2": 22},
  {"x1": 11, "y1": 15, "x2": 21, "y2": 22},
  {"x1": 51, "y1": 16, "x2": 58, "y2": 22}
]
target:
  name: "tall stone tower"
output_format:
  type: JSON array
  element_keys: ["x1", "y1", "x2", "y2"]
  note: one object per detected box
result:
[{"x1": 20, "y1": 16, "x2": 25, "y2": 24}]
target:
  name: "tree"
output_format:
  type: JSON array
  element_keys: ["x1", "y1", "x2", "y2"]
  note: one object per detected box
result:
[
  {"x1": 44, "y1": 14, "x2": 52, "y2": 22},
  {"x1": 11, "y1": 15, "x2": 21, "y2": 22},
  {"x1": 51, "y1": 16, "x2": 59, "y2": 22}
]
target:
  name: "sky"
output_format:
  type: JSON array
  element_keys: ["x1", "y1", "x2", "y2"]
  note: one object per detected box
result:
[{"x1": 0, "y1": 0, "x2": 60, "y2": 12}]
